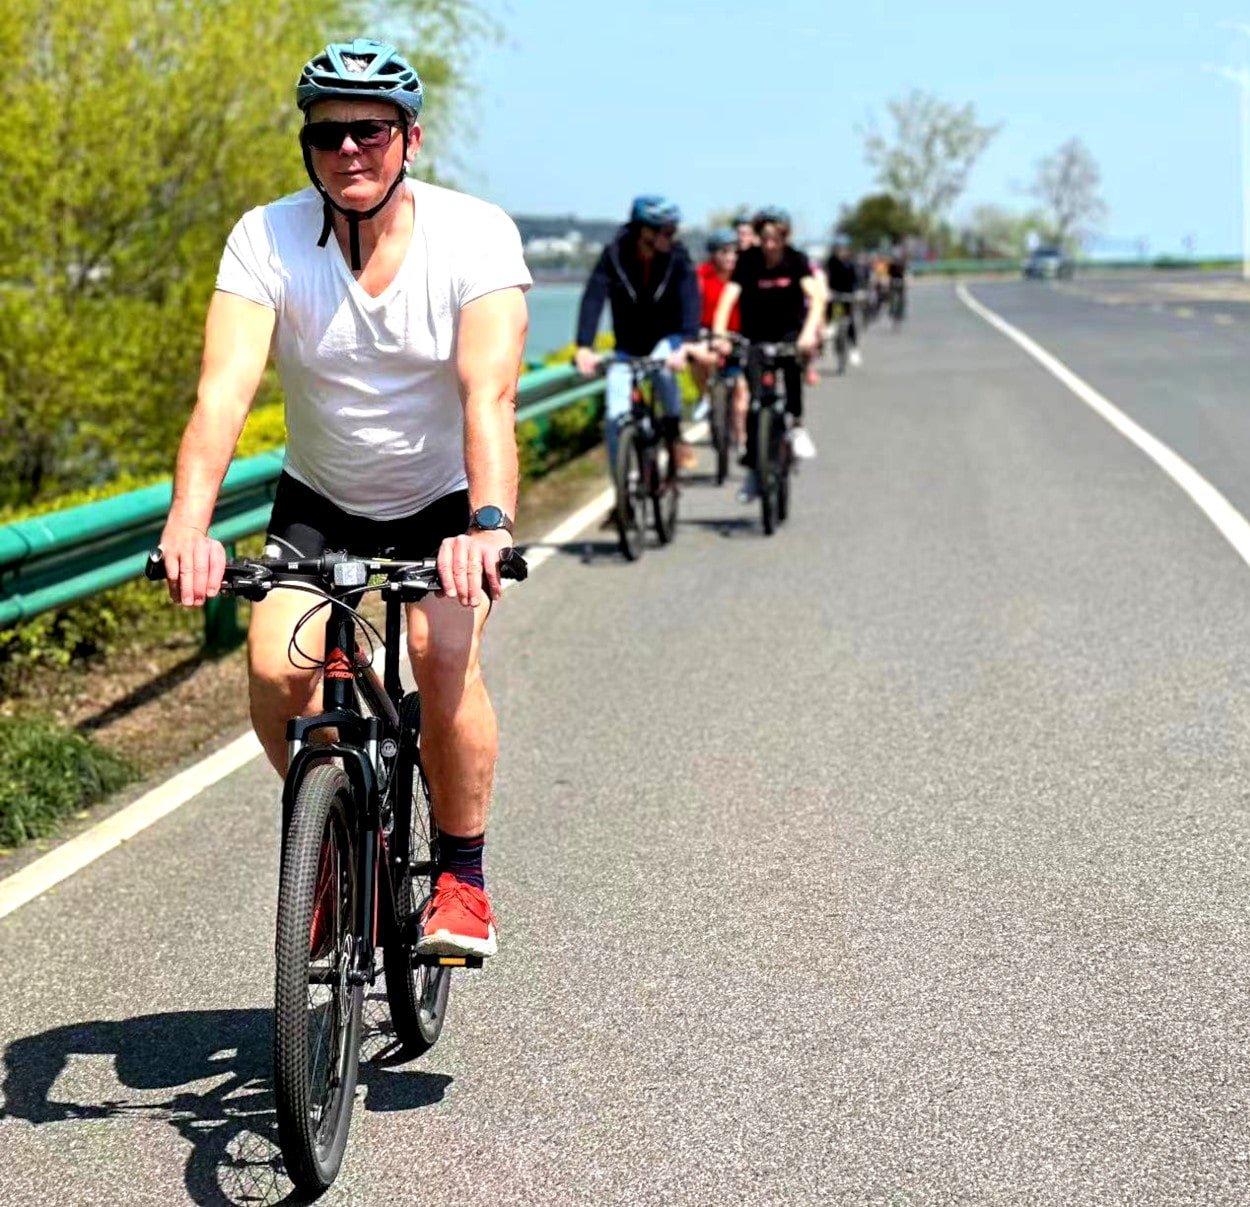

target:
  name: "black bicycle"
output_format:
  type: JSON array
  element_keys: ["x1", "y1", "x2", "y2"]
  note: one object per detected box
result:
[
  {"x1": 887, "y1": 277, "x2": 906, "y2": 325},
  {"x1": 827, "y1": 292, "x2": 861, "y2": 374},
  {"x1": 146, "y1": 546, "x2": 527, "y2": 1196},
  {"x1": 747, "y1": 341, "x2": 799, "y2": 537},
  {"x1": 607, "y1": 354, "x2": 680, "y2": 560},
  {"x1": 699, "y1": 329, "x2": 748, "y2": 486}
]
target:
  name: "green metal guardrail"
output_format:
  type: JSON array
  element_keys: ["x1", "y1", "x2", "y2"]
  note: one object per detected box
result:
[
  {"x1": 0, "y1": 365, "x2": 603, "y2": 643},
  {"x1": 909, "y1": 256, "x2": 1245, "y2": 276}
]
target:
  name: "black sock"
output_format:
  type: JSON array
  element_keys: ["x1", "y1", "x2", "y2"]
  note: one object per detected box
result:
[{"x1": 436, "y1": 829, "x2": 485, "y2": 889}]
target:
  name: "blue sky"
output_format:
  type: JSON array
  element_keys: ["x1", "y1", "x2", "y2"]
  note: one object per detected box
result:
[{"x1": 450, "y1": 1, "x2": 1247, "y2": 254}]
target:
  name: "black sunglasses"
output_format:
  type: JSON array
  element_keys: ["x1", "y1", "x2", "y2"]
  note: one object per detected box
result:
[{"x1": 300, "y1": 118, "x2": 402, "y2": 153}]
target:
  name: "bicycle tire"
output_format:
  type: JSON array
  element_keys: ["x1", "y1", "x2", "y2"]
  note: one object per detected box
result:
[
  {"x1": 709, "y1": 378, "x2": 731, "y2": 485},
  {"x1": 613, "y1": 423, "x2": 647, "y2": 561},
  {"x1": 834, "y1": 324, "x2": 848, "y2": 375},
  {"x1": 384, "y1": 692, "x2": 452, "y2": 1055},
  {"x1": 755, "y1": 407, "x2": 777, "y2": 537},
  {"x1": 652, "y1": 440, "x2": 679, "y2": 546},
  {"x1": 274, "y1": 763, "x2": 363, "y2": 1195},
  {"x1": 777, "y1": 426, "x2": 792, "y2": 525}
]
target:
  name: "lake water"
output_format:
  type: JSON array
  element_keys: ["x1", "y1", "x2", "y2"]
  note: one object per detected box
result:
[{"x1": 526, "y1": 282, "x2": 596, "y2": 361}]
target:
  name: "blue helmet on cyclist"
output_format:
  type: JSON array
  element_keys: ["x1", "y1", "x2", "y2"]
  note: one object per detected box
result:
[
  {"x1": 706, "y1": 228, "x2": 737, "y2": 253},
  {"x1": 296, "y1": 40, "x2": 424, "y2": 271},
  {"x1": 630, "y1": 195, "x2": 682, "y2": 228}
]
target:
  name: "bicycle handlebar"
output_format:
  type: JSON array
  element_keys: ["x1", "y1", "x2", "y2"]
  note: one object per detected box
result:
[{"x1": 145, "y1": 547, "x2": 529, "y2": 601}]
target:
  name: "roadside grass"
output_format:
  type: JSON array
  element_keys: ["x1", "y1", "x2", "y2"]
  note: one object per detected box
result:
[{"x1": 0, "y1": 715, "x2": 136, "y2": 850}]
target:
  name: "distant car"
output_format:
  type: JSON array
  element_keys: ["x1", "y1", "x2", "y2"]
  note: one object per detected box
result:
[{"x1": 1023, "y1": 245, "x2": 1074, "y2": 279}]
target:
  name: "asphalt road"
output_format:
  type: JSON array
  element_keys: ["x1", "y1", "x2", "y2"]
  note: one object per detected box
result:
[{"x1": 3, "y1": 278, "x2": 1250, "y2": 1205}]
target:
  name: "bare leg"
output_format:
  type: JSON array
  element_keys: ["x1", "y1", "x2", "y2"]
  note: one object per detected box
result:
[
  {"x1": 247, "y1": 588, "x2": 327, "y2": 776},
  {"x1": 406, "y1": 594, "x2": 494, "y2": 837},
  {"x1": 731, "y1": 374, "x2": 749, "y2": 448}
]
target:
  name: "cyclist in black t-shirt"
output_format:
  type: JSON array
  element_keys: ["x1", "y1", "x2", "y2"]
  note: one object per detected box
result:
[{"x1": 711, "y1": 207, "x2": 825, "y2": 501}]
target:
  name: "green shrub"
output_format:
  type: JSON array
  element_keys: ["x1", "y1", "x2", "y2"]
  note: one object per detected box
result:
[{"x1": 0, "y1": 715, "x2": 136, "y2": 847}]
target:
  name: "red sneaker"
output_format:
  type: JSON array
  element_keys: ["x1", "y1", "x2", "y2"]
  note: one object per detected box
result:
[{"x1": 416, "y1": 873, "x2": 498, "y2": 958}]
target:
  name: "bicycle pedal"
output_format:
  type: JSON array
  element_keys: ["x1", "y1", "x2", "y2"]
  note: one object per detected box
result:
[{"x1": 412, "y1": 952, "x2": 483, "y2": 969}]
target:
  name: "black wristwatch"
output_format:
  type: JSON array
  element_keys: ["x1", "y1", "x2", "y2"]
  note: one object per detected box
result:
[{"x1": 468, "y1": 505, "x2": 514, "y2": 535}]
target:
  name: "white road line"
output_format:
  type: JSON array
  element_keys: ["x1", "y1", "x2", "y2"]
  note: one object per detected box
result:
[
  {"x1": 0, "y1": 454, "x2": 644, "y2": 921},
  {"x1": 956, "y1": 283, "x2": 1250, "y2": 569}
]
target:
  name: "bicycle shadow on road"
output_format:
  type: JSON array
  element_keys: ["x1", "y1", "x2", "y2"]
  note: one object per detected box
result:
[
  {"x1": 1, "y1": 995, "x2": 449, "y2": 1206},
  {"x1": 678, "y1": 516, "x2": 757, "y2": 539}
]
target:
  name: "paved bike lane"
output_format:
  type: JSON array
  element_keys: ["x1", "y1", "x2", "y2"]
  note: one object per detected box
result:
[{"x1": 2, "y1": 284, "x2": 1249, "y2": 1204}]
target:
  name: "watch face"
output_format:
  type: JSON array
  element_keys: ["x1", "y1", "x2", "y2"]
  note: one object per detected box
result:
[{"x1": 473, "y1": 505, "x2": 506, "y2": 529}]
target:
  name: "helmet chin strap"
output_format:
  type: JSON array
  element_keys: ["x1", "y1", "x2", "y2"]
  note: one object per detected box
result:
[{"x1": 301, "y1": 124, "x2": 410, "y2": 272}]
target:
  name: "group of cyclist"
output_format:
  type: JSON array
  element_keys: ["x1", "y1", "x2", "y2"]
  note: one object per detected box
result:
[
  {"x1": 573, "y1": 197, "x2": 908, "y2": 504},
  {"x1": 154, "y1": 36, "x2": 912, "y2": 964}
]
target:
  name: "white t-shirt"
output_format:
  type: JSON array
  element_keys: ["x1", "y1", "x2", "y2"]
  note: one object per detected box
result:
[{"x1": 216, "y1": 179, "x2": 531, "y2": 519}]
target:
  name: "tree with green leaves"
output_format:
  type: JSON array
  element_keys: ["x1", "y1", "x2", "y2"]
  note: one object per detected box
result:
[
  {"x1": 0, "y1": 0, "x2": 489, "y2": 512},
  {"x1": 1031, "y1": 138, "x2": 1106, "y2": 250},
  {"x1": 835, "y1": 193, "x2": 918, "y2": 251},
  {"x1": 861, "y1": 91, "x2": 1000, "y2": 238},
  {"x1": 960, "y1": 204, "x2": 1054, "y2": 259}
]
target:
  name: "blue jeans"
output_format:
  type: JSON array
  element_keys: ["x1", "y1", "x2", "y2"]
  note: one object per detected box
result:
[{"x1": 604, "y1": 337, "x2": 682, "y2": 469}]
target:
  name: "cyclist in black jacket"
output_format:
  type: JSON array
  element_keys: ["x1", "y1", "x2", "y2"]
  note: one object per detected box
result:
[{"x1": 574, "y1": 196, "x2": 702, "y2": 472}]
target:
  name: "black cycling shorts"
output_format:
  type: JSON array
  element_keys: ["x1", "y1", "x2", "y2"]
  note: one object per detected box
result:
[{"x1": 265, "y1": 473, "x2": 470, "y2": 560}]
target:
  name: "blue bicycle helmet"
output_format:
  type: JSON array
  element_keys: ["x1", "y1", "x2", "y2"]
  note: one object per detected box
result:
[
  {"x1": 706, "y1": 228, "x2": 737, "y2": 253},
  {"x1": 630, "y1": 195, "x2": 682, "y2": 227},
  {"x1": 731, "y1": 209, "x2": 753, "y2": 226},
  {"x1": 296, "y1": 40, "x2": 424, "y2": 270}
]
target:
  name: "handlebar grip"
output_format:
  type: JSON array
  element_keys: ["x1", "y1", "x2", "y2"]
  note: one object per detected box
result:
[
  {"x1": 499, "y1": 548, "x2": 529, "y2": 582},
  {"x1": 145, "y1": 550, "x2": 167, "y2": 581}
]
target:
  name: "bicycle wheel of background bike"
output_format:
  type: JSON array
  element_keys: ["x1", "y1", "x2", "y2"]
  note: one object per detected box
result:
[
  {"x1": 613, "y1": 424, "x2": 647, "y2": 561},
  {"x1": 709, "y1": 379, "x2": 731, "y2": 485},
  {"x1": 274, "y1": 763, "x2": 363, "y2": 1195},
  {"x1": 777, "y1": 431, "x2": 793, "y2": 525},
  {"x1": 652, "y1": 440, "x2": 679, "y2": 546},
  {"x1": 755, "y1": 408, "x2": 778, "y2": 536},
  {"x1": 384, "y1": 692, "x2": 452, "y2": 1055},
  {"x1": 834, "y1": 324, "x2": 848, "y2": 374}
]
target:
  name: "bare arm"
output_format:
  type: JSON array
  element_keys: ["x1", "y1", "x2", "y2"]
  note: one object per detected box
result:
[
  {"x1": 712, "y1": 282, "x2": 742, "y2": 336},
  {"x1": 438, "y1": 286, "x2": 528, "y2": 606},
  {"x1": 160, "y1": 291, "x2": 275, "y2": 604},
  {"x1": 798, "y1": 276, "x2": 825, "y2": 349}
]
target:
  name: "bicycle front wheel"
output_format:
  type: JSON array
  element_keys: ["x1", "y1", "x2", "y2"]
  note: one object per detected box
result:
[
  {"x1": 709, "y1": 378, "x2": 731, "y2": 485},
  {"x1": 274, "y1": 763, "x2": 363, "y2": 1196},
  {"x1": 613, "y1": 423, "x2": 647, "y2": 560},
  {"x1": 384, "y1": 692, "x2": 451, "y2": 1055},
  {"x1": 651, "y1": 439, "x2": 679, "y2": 545},
  {"x1": 755, "y1": 407, "x2": 778, "y2": 536}
]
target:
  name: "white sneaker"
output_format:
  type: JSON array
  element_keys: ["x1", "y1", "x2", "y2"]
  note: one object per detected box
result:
[
  {"x1": 790, "y1": 427, "x2": 817, "y2": 460},
  {"x1": 849, "y1": 348, "x2": 862, "y2": 368},
  {"x1": 737, "y1": 470, "x2": 759, "y2": 503},
  {"x1": 692, "y1": 396, "x2": 711, "y2": 422}
]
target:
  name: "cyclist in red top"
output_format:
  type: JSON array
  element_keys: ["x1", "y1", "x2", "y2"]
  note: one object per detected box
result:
[{"x1": 694, "y1": 228, "x2": 748, "y2": 451}]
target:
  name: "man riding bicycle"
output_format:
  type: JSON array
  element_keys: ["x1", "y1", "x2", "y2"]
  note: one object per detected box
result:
[
  {"x1": 156, "y1": 39, "x2": 530, "y2": 959},
  {"x1": 712, "y1": 207, "x2": 824, "y2": 502},
  {"x1": 824, "y1": 234, "x2": 862, "y2": 368},
  {"x1": 694, "y1": 228, "x2": 748, "y2": 451},
  {"x1": 573, "y1": 196, "x2": 703, "y2": 476}
]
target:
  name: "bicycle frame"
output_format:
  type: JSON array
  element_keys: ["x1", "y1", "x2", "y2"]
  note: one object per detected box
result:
[{"x1": 282, "y1": 585, "x2": 434, "y2": 986}]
